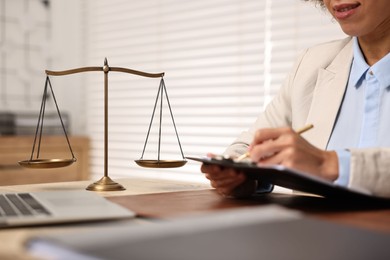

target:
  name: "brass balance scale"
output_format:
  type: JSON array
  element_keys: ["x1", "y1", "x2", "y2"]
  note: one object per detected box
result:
[{"x1": 18, "y1": 58, "x2": 187, "y2": 191}]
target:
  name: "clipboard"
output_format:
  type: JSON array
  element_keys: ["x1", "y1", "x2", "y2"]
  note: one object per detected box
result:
[{"x1": 186, "y1": 156, "x2": 390, "y2": 203}]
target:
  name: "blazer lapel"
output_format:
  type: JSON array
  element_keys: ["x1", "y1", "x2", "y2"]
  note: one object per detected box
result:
[{"x1": 304, "y1": 39, "x2": 354, "y2": 149}]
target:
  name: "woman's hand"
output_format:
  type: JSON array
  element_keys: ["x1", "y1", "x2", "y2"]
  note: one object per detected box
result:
[
  {"x1": 249, "y1": 127, "x2": 339, "y2": 181},
  {"x1": 201, "y1": 154, "x2": 257, "y2": 198}
]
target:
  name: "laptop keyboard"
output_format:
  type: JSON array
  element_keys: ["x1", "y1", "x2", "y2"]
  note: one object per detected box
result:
[{"x1": 0, "y1": 193, "x2": 51, "y2": 217}]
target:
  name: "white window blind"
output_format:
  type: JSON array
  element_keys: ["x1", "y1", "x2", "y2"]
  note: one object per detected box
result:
[{"x1": 84, "y1": 0, "x2": 345, "y2": 183}]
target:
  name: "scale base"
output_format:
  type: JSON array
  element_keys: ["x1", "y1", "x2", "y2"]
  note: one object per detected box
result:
[{"x1": 86, "y1": 176, "x2": 126, "y2": 191}]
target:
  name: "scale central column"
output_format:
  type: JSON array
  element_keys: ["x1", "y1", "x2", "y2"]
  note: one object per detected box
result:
[
  {"x1": 104, "y1": 59, "x2": 109, "y2": 177},
  {"x1": 86, "y1": 59, "x2": 125, "y2": 191}
]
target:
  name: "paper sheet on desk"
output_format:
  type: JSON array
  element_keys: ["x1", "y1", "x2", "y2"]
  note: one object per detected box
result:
[{"x1": 27, "y1": 205, "x2": 390, "y2": 260}]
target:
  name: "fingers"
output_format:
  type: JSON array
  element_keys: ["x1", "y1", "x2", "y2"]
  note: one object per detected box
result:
[
  {"x1": 200, "y1": 163, "x2": 220, "y2": 174},
  {"x1": 201, "y1": 164, "x2": 246, "y2": 196},
  {"x1": 249, "y1": 127, "x2": 296, "y2": 162},
  {"x1": 250, "y1": 127, "x2": 292, "y2": 147},
  {"x1": 207, "y1": 174, "x2": 245, "y2": 193}
]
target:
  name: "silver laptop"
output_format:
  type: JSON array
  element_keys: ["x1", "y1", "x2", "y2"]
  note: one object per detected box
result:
[{"x1": 0, "y1": 190, "x2": 136, "y2": 228}]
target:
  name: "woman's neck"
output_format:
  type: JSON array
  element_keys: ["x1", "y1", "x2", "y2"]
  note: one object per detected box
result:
[{"x1": 358, "y1": 29, "x2": 390, "y2": 66}]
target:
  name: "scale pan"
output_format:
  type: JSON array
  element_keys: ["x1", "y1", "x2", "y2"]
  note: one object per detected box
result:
[
  {"x1": 18, "y1": 158, "x2": 76, "y2": 169},
  {"x1": 135, "y1": 159, "x2": 187, "y2": 168}
]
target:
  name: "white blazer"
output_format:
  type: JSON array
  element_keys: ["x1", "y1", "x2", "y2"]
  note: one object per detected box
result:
[{"x1": 225, "y1": 37, "x2": 390, "y2": 198}]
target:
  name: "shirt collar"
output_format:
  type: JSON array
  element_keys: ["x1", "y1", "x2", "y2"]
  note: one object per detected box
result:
[
  {"x1": 350, "y1": 37, "x2": 369, "y2": 89},
  {"x1": 371, "y1": 50, "x2": 390, "y2": 90},
  {"x1": 350, "y1": 37, "x2": 390, "y2": 90}
]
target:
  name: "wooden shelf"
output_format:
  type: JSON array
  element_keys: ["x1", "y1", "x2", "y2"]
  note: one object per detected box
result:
[{"x1": 0, "y1": 136, "x2": 89, "y2": 185}]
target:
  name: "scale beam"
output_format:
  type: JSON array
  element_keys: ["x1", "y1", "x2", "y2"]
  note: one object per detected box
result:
[{"x1": 46, "y1": 67, "x2": 164, "y2": 79}]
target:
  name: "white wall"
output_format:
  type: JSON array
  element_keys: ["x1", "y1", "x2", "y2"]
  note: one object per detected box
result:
[
  {"x1": 0, "y1": 0, "x2": 86, "y2": 135},
  {"x1": 50, "y1": 0, "x2": 86, "y2": 135}
]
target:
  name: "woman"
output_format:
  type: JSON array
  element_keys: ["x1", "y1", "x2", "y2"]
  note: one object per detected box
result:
[{"x1": 202, "y1": 0, "x2": 390, "y2": 198}]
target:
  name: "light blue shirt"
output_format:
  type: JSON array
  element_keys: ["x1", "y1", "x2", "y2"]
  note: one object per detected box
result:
[{"x1": 327, "y1": 37, "x2": 390, "y2": 186}]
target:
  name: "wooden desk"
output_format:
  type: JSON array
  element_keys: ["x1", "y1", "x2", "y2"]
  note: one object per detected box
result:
[
  {"x1": 109, "y1": 189, "x2": 390, "y2": 233},
  {"x1": 0, "y1": 178, "x2": 389, "y2": 260}
]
